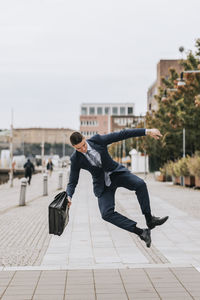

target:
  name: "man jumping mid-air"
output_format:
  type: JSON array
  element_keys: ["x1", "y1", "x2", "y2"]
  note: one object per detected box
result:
[{"x1": 66, "y1": 128, "x2": 168, "y2": 248}]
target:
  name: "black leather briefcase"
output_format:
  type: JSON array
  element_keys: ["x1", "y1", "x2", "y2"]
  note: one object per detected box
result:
[{"x1": 48, "y1": 191, "x2": 69, "y2": 236}]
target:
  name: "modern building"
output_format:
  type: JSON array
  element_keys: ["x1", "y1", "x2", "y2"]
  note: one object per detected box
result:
[
  {"x1": 147, "y1": 60, "x2": 184, "y2": 113},
  {"x1": 80, "y1": 103, "x2": 143, "y2": 137}
]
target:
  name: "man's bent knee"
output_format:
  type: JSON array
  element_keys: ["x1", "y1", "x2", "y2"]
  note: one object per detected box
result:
[{"x1": 136, "y1": 179, "x2": 146, "y2": 190}]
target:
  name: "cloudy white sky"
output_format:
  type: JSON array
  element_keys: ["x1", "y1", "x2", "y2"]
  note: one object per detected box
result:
[{"x1": 0, "y1": 0, "x2": 200, "y2": 130}]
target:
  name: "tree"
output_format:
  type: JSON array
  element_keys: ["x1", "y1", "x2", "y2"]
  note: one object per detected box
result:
[{"x1": 137, "y1": 39, "x2": 200, "y2": 171}]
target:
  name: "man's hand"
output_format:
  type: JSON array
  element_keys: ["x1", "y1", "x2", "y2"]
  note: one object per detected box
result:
[
  {"x1": 67, "y1": 196, "x2": 72, "y2": 208},
  {"x1": 146, "y1": 128, "x2": 162, "y2": 140}
]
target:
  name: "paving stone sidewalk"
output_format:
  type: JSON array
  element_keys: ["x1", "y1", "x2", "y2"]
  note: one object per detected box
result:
[
  {"x1": 1, "y1": 170, "x2": 200, "y2": 299},
  {"x1": 41, "y1": 170, "x2": 200, "y2": 268},
  {"x1": 0, "y1": 169, "x2": 68, "y2": 266},
  {"x1": 1, "y1": 267, "x2": 200, "y2": 300}
]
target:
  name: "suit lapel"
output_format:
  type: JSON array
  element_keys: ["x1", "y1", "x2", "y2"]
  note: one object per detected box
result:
[
  {"x1": 87, "y1": 140, "x2": 103, "y2": 152},
  {"x1": 77, "y1": 151, "x2": 86, "y2": 163},
  {"x1": 76, "y1": 140, "x2": 105, "y2": 170}
]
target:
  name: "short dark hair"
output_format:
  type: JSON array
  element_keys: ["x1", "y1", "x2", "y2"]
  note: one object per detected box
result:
[{"x1": 70, "y1": 132, "x2": 84, "y2": 146}]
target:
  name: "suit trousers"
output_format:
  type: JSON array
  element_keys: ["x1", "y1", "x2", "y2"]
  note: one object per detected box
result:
[{"x1": 97, "y1": 171, "x2": 151, "y2": 233}]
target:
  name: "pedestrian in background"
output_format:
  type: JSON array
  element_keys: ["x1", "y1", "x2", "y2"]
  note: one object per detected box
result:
[
  {"x1": 47, "y1": 158, "x2": 53, "y2": 176},
  {"x1": 24, "y1": 159, "x2": 35, "y2": 185}
]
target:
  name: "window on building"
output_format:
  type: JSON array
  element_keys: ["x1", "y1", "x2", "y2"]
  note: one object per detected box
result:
[
  {"x1": 128, "y1": 107, "x2": 133, "y2": 115},
  {"x1": 89, "y1": 107, "x2": 95, "y2": 115},
  {"x1": 120, "y1": 107, "x2": 125, "y2": 115},
  {"x1": 112, "y1": 107, "x2": 118, "y2": 115},
  {"x1": 97, "y1": 107, "x2": 103, "y2": 115},
  {"x1": 105, "y1": 107, "x2": 110, "y2": 115},
  {"x1": 128, "y1": 118, "x2": 133, "y2": 124},
  {"x1": 81, "y1": 107, "x2": 87, "y2": 115}
]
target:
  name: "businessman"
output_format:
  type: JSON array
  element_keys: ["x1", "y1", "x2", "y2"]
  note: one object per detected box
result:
[{"x1": 66, "y1": 128, "x2": 168, "y2": 248}]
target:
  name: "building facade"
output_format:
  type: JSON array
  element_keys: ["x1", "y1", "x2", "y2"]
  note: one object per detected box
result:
[
  {"x1": 147, "y1": 60, "x2": 184, "y2": 113},
  {"x1": 0, "y1": 127, "x2": 74, "y2": 149},
  {"x1": 80, "y1": 103, "x2": 144, "y2": 137}
]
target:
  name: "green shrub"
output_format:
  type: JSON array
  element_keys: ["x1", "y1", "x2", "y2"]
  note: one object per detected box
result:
[
  {"x1": 163, "y1": 160, "x2": 179, "y2": 177},
  {"x1": 173, "y1": 161, "x2": 182, "y2": 177},
  {"x1": 159, "y1": 164, "x2": 167, "y2": 176},
  {"x1": 165, "y1": 161, "x2": 175, "y2": 176},
  {"x1": 178, "y1": 157, "x2": 190, "y2": 177},
  {"x1": 188, "y1": 155, "x2": 200, "y2": 177}
]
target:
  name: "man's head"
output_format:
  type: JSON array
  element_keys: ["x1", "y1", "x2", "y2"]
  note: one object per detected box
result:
[{"x1": 70, "y1": 132, "x2": 87, "y2": 153}]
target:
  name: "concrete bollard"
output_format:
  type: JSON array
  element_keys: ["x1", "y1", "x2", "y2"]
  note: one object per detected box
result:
[
  {"x1": 58, "y1": 172, "x2": 63, "y2": 190},
  {"x1": 19, "y1": 177, "x2": 27, "y2": 206},
  {"x1": 43, "y1": 173, "x2": 48, "y2": 196},
  {"x1": 67, "y1": 168, "x2": 70, "y2": 182}
]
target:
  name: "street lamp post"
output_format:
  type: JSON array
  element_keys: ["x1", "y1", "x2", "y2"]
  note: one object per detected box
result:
[
  {"x1": 144, "y1": 117, "x2": 147, "y2": 176},
  {"x1": 9, "y1": 109, "x2": 14, "y2": 187},
  {"x1": 41, "y1": 131, "x2": 45, "y2": 174},
  {"x1": 107, "y1": 114, "x2": 111, "y2": 133},
  {"x1": 183, "y1": 128, "x2": 186, "y2": 158},
  {"x1": 63, "y1": 133, "x2": 67, "y2": 158}
]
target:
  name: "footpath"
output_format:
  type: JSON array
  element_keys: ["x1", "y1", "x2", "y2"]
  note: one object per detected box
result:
[{"x1": 0, "y1": 169, "x2": 200, "y2": 299}]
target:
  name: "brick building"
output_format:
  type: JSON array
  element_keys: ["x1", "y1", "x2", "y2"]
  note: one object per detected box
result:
[
  {"x1": 80, "y1": 103, "x2": 144, "y2": 137},
  {"x1": 147, "y1": 60, "x2": 183, "y2": 113}
]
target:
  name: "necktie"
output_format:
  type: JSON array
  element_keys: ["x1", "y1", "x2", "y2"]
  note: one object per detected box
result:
[
  {"x1": 86, "y1": 150, "x2": 111, "y2": 187},
  {"x1": 86, "y1": 150, "x2": 102, "y2": 168}
]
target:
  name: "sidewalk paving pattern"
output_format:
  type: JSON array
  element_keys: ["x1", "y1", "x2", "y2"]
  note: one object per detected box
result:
[
  {"x1": 1, "y1": 267, "x2": 200, "y2": 300},
  {"x1": 0, "y1": 169, "x2": 200, "y2": 299}
]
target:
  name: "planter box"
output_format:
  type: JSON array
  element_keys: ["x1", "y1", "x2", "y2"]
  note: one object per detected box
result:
[
  {"x1": 195, "y1": 176, "x2": 200, "y2": 188},
  {"x1": 166, "y1": 175, "x2": 172, "y2": 182},
  {"x1": 174, "y1": 176, "x2": 181, "y2": 185},
  {"x1": 154, "y1": 171, "x2": 165, "y2": 182},
  {"x1": 157, "y1": 174, "x2": 166, "y2": 182},
  {"x1": 184, "y1": 176, "x2": 195, "y2": 187}
]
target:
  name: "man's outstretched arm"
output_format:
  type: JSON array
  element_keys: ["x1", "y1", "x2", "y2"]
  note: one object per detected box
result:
[
  {"x1": 93, "y1": 128, "x2": 146, "y2": 145},
  {"x1": 92, "y1": 128, "x2": 162, "y2": 145}
]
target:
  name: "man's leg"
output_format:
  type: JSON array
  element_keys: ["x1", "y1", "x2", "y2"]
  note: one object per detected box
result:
[
  {"x1": 98, "y1": 186, "x2": 136, "y2": 232},
  {"x1": 114, "y1": 171, "x2": 168, "y2": 229},
  {"x1": 114, "y1": 171, "x2": 151, "y2": 215},
  {"x1": 98, "y1": 185, "x2": 151, "y2": 247},
  {"x1": 28, "y1": 174, "x2": 32, "y2": 185}
]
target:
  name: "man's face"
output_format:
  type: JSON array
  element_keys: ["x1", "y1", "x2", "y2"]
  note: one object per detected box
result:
[{"x1": 73, "y1": 138, "x2": 88, "y2": 153}]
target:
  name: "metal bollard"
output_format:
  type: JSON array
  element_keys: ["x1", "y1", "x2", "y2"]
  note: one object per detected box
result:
[
  {"x1": 58, "y1": 172, "x2": 63, "y2": 190},
  {"x1": 19, "y1": 177, "x2": 27, "y2": 206},
  {"x1": 43, "y1": 173, "x2": 48, "y2": 196}
]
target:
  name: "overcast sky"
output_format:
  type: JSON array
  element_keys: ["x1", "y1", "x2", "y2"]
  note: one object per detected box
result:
[{"x1": 0, "y1": 0, "x2": 200, "y2": 130}]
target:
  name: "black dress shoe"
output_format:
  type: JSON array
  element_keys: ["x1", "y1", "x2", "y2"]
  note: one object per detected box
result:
[
  {"x1": 147, "y1": 216, "x2": 169, "y2": 230},
  {"x1": 139, "y1": 229, "x2": 151, "y2": 248}
]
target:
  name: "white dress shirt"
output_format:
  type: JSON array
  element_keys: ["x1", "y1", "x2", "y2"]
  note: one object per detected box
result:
[{"x1": 84, "y1": 142, "x2": 111, "y2": 186}]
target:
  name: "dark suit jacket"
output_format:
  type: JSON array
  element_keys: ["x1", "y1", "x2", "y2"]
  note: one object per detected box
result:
[{"x1": 66, "y1": 128, "x2": 146, "y2": 198}]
